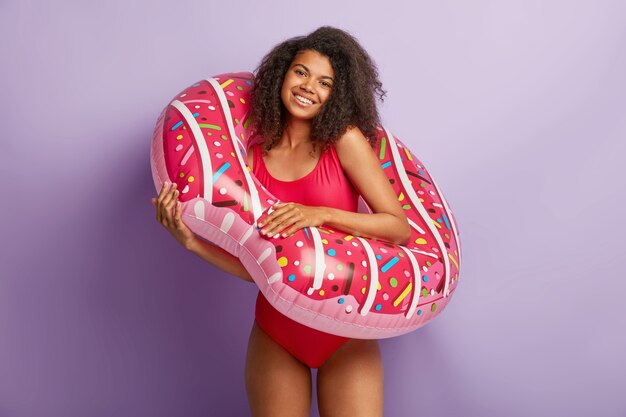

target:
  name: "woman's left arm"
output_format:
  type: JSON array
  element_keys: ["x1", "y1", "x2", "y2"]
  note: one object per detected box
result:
[
  {"x1": 323, "y1": 127, "x2": 411, "y2": 245},
  {"x1": 258, "y1": 127, "x2": 411, "y2": 245}
]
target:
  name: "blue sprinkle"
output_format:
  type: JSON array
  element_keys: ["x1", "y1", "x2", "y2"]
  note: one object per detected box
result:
[
  {"x1": 436, "y1": 218, "x2": 442, "y2": 223},
  {"x1": 423, "y1": 275, "x2": 428, "y2": 283},
  {"x1": 418, "y1": 170, "x2": 425, "y2": 175},
  {"x1": 212, "y1": 162, "x2": 231, "y2": 182},
  {"x1": 381, "y1": 256, "x2": 399, "y2": 273},
  {"x1": 375, "y1": 304, "x2": 382, "y2": 311},
  {"x1": 288, "y1": 274, "x2": 296, "y2": 282},
  {"x1": 375, "y1": 254, "x2": 382, "y2": 260},
  {"x1": 246, "y1": 80, "x2": 252, "y2": 85},
  {"x1": 327, "y1": 248, "x2": 336, "y2": 257},
  {"x1": 442, "y1": 213, "x2": 451, "y2": 231},
  {"x1": 171, "y1": 121, "x2": 183, "y2": 131},
  {"x1": 381, "y1": 161, "x2": 392, "y2": 169},
  {"x1": 417, "y1": 310, "x2": 423, "y2": 316},
  {"x1": 338, "y1": 298, "x2": 344, "y2": 304},
  {"x1": 303, "y1": 227, "x2": 310, "y2": 240},
  {"x1": 192, "y1": 83, "x2": 200, "y2": 87},
  {"x1": 192, "y1": 112, "x2": 200, "y2": 118}
]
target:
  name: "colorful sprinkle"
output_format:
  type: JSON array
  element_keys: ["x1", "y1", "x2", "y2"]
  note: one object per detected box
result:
[
  {"x1": 381, "y1": 257, "x2": 399, "y2": 272},
  {"x1": 393, "y1": 283, "x2": 413, "y2": 307},
  {"x1": 328, "y1": 248, "x2": 337, "y2": 256},
  {"x1": 277, "y1": 257, "x2": 288, "y2": 267},
  {"x1": 338, "y1": 298, "x2": 345, "y2": 304},
  {"x1": 288, "y1": 274, "x2": 296, "y2": 282},
  {"x1": 389, "y1": 277, "x2": 398, "y2": 287},
  {"x1": 198, "y1": 123, "x2": 222, "y2": 130},
  {"x1": 212, "y1": 162, "x2": 231, "y2": 182},
  {"x1": 381, "y1": 161, "x2": 392, "y2": 169}
]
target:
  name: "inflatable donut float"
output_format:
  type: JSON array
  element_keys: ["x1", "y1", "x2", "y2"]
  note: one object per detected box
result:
[{"x1": 150, "y1": 72, "x2": 462, "y2": 339}]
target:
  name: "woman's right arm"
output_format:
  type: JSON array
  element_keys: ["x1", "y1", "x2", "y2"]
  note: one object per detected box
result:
[
  {"x1": 185, "y1": 236, "x2": 253, "y2": 283},
  {"x1": 152, "y1": 181, "x2": 254, "y2": 283}
]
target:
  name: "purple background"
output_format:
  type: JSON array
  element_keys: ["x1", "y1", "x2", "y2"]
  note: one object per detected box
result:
[{"x1": 1, "y1": 1, "x2": 625, "y2": 416}]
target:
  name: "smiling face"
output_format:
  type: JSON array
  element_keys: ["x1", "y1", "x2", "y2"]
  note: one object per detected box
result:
[{"x1": 280, "y1": 49, "x2": 335, "y2": 122}]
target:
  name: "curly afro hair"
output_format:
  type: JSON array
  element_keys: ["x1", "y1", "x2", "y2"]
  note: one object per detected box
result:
[{"x1": 248, "y1": 26, "x2": 387, "y2": 153}]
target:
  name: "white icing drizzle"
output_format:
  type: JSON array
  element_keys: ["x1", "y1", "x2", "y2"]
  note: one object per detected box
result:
[
  {"x1": 356, "y1": 237, "x2": 379, "y2": 316},
  {"x1": 206, "y1": 78, "x2": 263, "y2": 222},
  {"x1": 194, "y1": 200, "x2": 205, "y2": 220},
  {"x1": 171, "y1": 100, "x2": 213, "y2": 203},
  {"x1": 385, "y1": 128, "x2": 451, "y2": 298},
  {"x1": 220, "y1": 212, "x2": 235, "y2": 233},
  {"x1": 309, "y1": 227, "x2": 327, "y2": 291},
  {"x1": 399, "y1": 245, "x2": 421, "y2": 318}
]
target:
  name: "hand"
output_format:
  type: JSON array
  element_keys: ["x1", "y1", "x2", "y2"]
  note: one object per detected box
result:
[
  {"x1": 258, "y1": 202, "x2": 329, "y2": 238},
  {"x1": 151, "y1": 181, "x2": 195, "y2": 249}
]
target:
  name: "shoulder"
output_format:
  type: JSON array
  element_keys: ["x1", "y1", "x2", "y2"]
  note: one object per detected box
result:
[{"x1": 333, "y1": 126, "x2": 375, "y2": 168}]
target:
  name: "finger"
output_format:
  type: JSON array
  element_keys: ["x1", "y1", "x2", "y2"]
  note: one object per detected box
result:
[
  {"x1": 160, "y1": 186, "x2": 178, "y2": 220},
  {"x1": 174, "y1": 201, "x2": 183, "y2": 228},
  {"x1": 259, "y1": 203, "x2": 293, "y2": 227},
  {"x1": 156, "y1": 182, "x2": 173, "y2": 223},
  {"x1": 151, "y1": 197, "x2": 156, "y2": 206},
  {"x1": 263, "y1": 210, "x2": 301, "y2": 237},
  {"x1": 283, "y1": 221, "x2": 304, "y2": 237},
  {"x1": 163, "y1": 190, "x2": 178, "y2": 225}
]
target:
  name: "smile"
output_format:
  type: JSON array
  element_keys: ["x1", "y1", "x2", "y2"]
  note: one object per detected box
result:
[{"x1": 294, "y1": 94, "x2": 314, "y2": 106}]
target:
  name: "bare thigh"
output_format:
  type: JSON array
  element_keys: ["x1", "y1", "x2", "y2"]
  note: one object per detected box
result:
[
  {"x1": 245, "y1": 321, "x2": 312, "y2": 417},
  {"x1": 316, "y1": 339, "x2": 384, "y2": 417}
]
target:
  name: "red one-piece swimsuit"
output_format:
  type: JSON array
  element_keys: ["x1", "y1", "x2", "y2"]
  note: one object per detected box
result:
[{"x1": 252, "y1": 141, "x2": 360, "y2": 368}]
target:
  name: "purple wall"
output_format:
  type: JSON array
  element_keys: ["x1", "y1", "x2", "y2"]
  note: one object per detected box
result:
[{"x1": 1, "y1": 1, "x2": 625, "y2": 416}]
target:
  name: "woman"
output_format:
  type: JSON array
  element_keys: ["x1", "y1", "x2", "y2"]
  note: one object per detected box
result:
[{"x1": 152, "y1": 26, "x2": 410, "y2": 417}]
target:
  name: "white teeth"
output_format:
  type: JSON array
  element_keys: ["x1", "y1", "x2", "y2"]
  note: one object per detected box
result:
[{"x1": 295, "y1": 94, "x2": 313, "y2": 105}]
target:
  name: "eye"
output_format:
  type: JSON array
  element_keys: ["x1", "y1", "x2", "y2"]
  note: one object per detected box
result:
[
  {"x1": 321, "y1": 81, "x2": 332, "y2": 88},
  {"x1": 295, "y1": 69, "x2": 306, "y2": 76}
]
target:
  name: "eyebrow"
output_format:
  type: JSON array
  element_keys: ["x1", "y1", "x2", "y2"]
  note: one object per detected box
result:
[{"x1": 293, "y1": 63, "x2": 334, "y2": 81}]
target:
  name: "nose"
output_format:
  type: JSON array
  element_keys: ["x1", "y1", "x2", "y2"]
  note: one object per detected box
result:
[{"x1": 300, "y1": 78, "x2": 314, "y2": 93}]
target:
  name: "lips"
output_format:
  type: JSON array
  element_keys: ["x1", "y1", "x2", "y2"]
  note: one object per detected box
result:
[{"x1": 293, "y1": 92, "x2": 315, "y2": 106}]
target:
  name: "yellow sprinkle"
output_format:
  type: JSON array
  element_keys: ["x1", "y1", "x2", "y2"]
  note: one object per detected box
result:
[
  {"x1": 393, "y1": 282, "x2": 413, "y2": 307},
  {"x1": 220, "y1": 79, "x2": 234, "y2": 89},
  {"x1": 344, "y1": 235, "x2": 354, "y2": 241},
  {"x1": 188, "y1": 176, "x2": 195, "y2": 183},
  {"x1": 415, "y1": 238, "x2": 427, "y2": 245},
  {"x1": 377, "y1": 282, "x2": 381, "y2": 291},
  {"x1": 361, "y1": 287, "x2": 367, "y2": 294},
  {"x1": 277, "y1": 257, "x2": 288, "y2": 267},
  {"x1": 319, "y1": 290, "x2": 325, "y2": 296},
  {"x1": 239, "y1": 98, "x2": 246, "y2": 104},
  {"x1": 448, "y1": 252, "x2": 459, "y2": 270},
  {"x1": 431, "y1": 219, "x2": 442, "y2": 229},
  {"x1": 241, "y1": 133, "x2": 245, "y2": 140},
  {"x1": 176, "y1": 134, "x2": 183, "y2": 140},
  {"x1": 230, "y1": 152, "x2": 235, "y2": 157},
  {"x1": 398, "y1": 192, "x2": 405, "y2": 201},
  {"x1": 321, "y1": 239, "x2": 328, "y2": 244},
  {"x1": 419, "y1": 198, "x2": 424, "y2": 202},
  {"x1": 404, "y1": 147, "x2": 413, "y2": 161}
]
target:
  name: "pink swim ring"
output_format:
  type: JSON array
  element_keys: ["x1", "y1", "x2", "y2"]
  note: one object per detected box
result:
[{"x1": 150, "y1": 72, "x2": 462, "y2": 339}]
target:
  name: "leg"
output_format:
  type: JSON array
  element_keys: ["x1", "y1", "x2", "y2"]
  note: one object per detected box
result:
[
  {"x1": 245, "y1": 321, "x2": 313, "y2": 417},
  {"x1": 316, "y1": 339, "x2": 384, "y2": 417}
]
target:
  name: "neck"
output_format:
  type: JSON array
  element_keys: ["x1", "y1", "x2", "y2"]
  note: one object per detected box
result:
[{"x1": 280, "y1": 116, "x2": 312, "y2": 150}]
